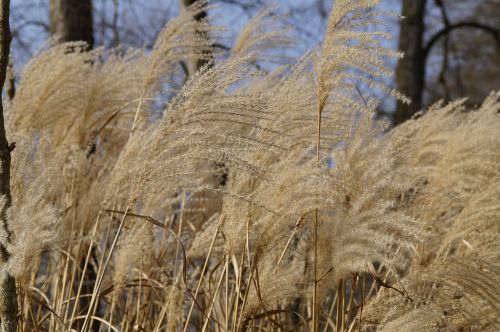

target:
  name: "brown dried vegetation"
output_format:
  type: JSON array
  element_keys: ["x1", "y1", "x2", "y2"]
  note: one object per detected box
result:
[{"x1": 1, "y1": 1, "x2": 499, "y2": 331}]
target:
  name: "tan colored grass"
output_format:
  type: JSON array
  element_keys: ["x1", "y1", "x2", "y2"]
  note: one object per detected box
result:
[{"x1": 3, "y1": 1, "x2": 499, "y2": 331}]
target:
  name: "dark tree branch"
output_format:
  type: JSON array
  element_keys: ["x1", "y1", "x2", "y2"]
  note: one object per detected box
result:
[
  {"x1": 316, "y1": 0, "x2": 328, "y2": 19},
  {"x1": 424, "y1": 21, "x2": 500, "y2": 60},
  {"x1": 14, "y1": 19, "x2": 50, "y2": 32},
  {"x1": 434, "y1": 0, "x2": 451, "y2": 102},
  {"x1": 213, "y1": 0, "x2": 264, "y2": 16}
]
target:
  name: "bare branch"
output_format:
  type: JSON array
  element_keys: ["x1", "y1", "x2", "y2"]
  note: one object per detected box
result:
[
  {"x1": 434, "y1": 0, "x2": 451, "y2": 102},
  {"x1": 424, "y1": 21, "x2": 500, "y2": 60}
]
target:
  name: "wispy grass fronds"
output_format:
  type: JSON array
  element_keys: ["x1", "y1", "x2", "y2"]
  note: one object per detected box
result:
[{"x1": 4, "y1": 1, "x2": 499, "y2": 331}]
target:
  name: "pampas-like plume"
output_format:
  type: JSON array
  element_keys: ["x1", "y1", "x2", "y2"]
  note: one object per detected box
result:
[
  {"x1": 230, "y1": 5, "x2": 293, "y2": 63},
  {"x1": 3, "y1": 1, "x2": 499, "y2": 331},
  {"x1": 361, "y1": 92, "x2": 500, "y2": 331}
]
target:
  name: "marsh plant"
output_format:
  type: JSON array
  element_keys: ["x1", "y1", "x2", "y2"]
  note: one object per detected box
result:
[{"x1": 2, "y1": 0, "x2": 499, "y2": 331}]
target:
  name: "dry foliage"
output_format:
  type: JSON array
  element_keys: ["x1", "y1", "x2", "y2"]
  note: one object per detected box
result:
[{"x1": 1, "y1": 1, "x2": 498, "y2": 331}]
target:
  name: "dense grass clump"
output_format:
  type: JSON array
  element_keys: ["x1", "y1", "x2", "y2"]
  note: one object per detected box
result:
[{"x1": 2, "y1": 0, "x2": 499, "y2": 331}]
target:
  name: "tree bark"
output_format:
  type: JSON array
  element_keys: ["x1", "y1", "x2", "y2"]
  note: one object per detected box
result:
[
  {"x1": 0, "y1": 1, "x2": 18, "y2": 331},
  {"x1": 394, "y1": 0, "x2": 427, "y2": 126},
  {"x1": 180, "y1": 0, "x2": 211, "y2": 77},
  {"x1": 50, "y1": 0, "x2": 94, "y2": 49},
  {"x1": 49, "y1": 3, "x2": 96, "y2": 330}
]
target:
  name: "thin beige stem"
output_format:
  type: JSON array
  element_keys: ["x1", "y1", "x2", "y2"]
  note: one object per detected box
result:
[
  {"x1": 68, "y1": 213, "x2": 102, "y2": 328},
  {"x1": 201, "y1": 257, "x2": 226, "y2": 332},
  {"x1": 174, "y1": 192, "x2": 186, "y2": 276},
  {"x1": 81, "y1": 205, "x2": 131, "y2": 332},
  {"x1": 152, "y1": 271, "x2": 182, "y2": 332},
  {"x1": 225, "y1": 254, "x2": 230, "y2": 331},
  {"x1": 312, "y1": 208, "x2": 319, "y2": 332},
  {"x1": 129, "y1": 90, "x2": 146, "y2": 137},
  {"x1": 182, "y1": 223, "x2": 220, "y2": 332}
]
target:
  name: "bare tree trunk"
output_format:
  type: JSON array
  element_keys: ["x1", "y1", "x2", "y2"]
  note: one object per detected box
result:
[
  {"x1": 179, "y1": 0, "x2": 226, "y2": 209},
  {"x1": 180, "y1": 0, "x2": 212, "y2": 76},
  {"x1": 50, "y1": 0, "x2": 94, "y2": 49},
  {"x1": 0, "y1": 1, "x2": 18, "y2": 331},
  {"x1": 49, "y1": 2, "x2": 96, "y2": 330},
  {"x1": 393, "y1": 0, "x2": 427, "y2": 126}
]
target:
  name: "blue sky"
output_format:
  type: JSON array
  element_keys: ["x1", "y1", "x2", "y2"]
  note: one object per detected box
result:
[
  {"x1": 10, "y1": 0, "x2": 402, "y2": 64},
  {"x1": 10, "y1": 0, "x2": 404, "y2": 112}
]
